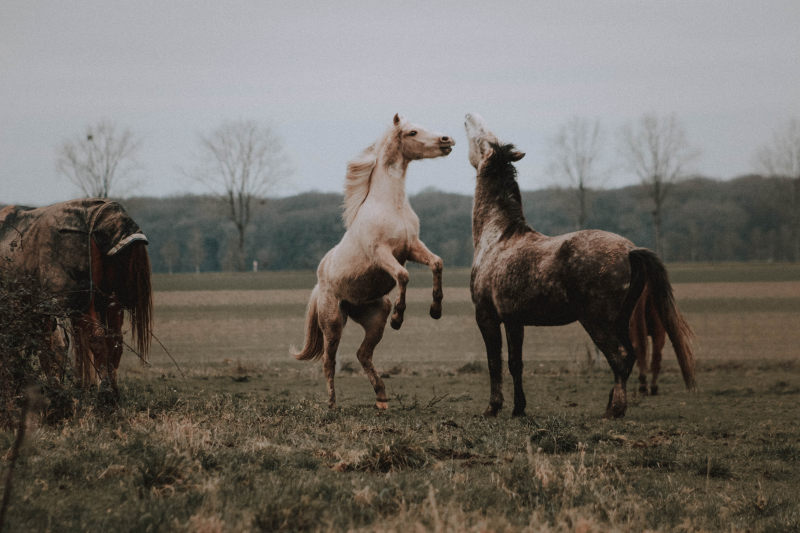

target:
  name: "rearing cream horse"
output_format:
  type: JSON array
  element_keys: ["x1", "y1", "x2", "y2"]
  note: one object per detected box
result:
[{"x1": 294, "y1": 114, "x2": 455, "y2": 409}]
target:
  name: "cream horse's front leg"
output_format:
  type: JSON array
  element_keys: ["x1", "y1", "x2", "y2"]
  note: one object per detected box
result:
[
  {"x1": 408, "y1": 238, "x2": 443, "y2": 319},
  {"x1": 374, "y1": 246, "x2": 410, "y2": 330}
]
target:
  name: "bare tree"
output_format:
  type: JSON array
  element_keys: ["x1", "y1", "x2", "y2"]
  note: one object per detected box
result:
[
  {"x1": 56, "y1": 120, "x2": 141, "y2": 198},
  {"x1": 619, "y1": 113, "x2": 699, "y2": 258},
  {"x1": 548, "y1": 117, "x2": 604, "y2": 229},
  {"x1": 755, "y1": 118, "x2": 800, "y2": 261},
  {"x1": 191, "y1": 120, "x2": 290, "y2": 271}
]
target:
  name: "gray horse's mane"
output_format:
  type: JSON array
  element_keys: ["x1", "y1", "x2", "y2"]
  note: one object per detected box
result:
[{"x1": 342, "y1": 125, "x2": 400, "y2": 228}]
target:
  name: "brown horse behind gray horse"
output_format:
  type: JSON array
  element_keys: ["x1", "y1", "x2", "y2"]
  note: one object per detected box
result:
[
  {"x1": 630, "y1": 282, "x2": 691, "y2": 396},
  {"x1": 0, "y1": 199, "x2": 152, "y2": 394},
  {"x1": 464, "y1": 113, "x2": 696, "y2": 418}
]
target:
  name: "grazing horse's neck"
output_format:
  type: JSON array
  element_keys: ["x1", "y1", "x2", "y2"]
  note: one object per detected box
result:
[{"x1": 472, "y1": 163, "x2": 531, "y2": 247}]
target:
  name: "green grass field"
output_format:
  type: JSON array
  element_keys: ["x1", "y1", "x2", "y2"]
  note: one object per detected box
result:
[{"x1": 3, "y1": 264, "x2": 800, "y2": 531}]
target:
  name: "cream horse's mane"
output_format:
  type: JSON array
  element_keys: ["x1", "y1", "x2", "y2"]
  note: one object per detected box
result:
[{"x1": 342, "y1": 125, "x2": 401, "y2": 228}]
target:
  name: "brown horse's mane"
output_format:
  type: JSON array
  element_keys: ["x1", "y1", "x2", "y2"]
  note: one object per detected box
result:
[
  {"x1": 120, "y1": 242, "x2": 152, "y2": 359},
  {"x1": 342, "y1": 126, "x2": 402, "y2": 228}
]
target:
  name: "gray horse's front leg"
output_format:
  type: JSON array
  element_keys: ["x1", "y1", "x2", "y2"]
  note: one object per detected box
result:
[{"x1": 505, "y1": 322, "x2": 526, "y2": 417}]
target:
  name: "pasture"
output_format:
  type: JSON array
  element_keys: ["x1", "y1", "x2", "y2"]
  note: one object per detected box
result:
[{"x1": 3, "y1": 264, "x2": 800, "y2": 531}]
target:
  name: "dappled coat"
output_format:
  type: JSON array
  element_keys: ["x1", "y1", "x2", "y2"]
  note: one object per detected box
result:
[{"x1": 0, "y1": 199, "x2": 148, "y2": 312}]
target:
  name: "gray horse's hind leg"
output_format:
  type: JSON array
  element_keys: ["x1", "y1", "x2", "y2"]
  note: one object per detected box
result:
[
  {"x1": 348, "y1": 297, "x2": 392, "y2": 409},
  {"x1": 582, "y1": 322, "x2": 637, "y2": 418}
]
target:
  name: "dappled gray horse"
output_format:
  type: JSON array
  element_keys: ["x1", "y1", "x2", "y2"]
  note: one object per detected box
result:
[{"x1": 465, "y1": 113, "x2": 696, "y2": 418}]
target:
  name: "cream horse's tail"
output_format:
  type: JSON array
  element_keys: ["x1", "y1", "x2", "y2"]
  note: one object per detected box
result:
[{"x1": 293, "y1": 285, "x2": 324, "y2": 361}]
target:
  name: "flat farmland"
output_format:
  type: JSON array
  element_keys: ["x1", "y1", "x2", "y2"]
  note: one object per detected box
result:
[
  {"x1": 138, "y1": 266, "x2": 800, "y2": 377},
  {"x1": 3, "y1": 265, "x2": 800, "y2": 532}
]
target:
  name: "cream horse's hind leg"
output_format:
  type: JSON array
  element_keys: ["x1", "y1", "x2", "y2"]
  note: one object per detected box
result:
[
  {"x1": 374, "y1": 246, "x2": 410, "y2": 330},
  {"x1": 408, "y1": 237, "x2": 444, "y2": 319},
  {"x1": 317, "y1": 290, "x2": 347, "y2": 408},
  {"x1": 348, "y1": 297, "x2": 392, "y2": 409}
]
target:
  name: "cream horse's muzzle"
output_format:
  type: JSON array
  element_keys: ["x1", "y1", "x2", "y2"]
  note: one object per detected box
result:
[{"x1": 439, "y1": 135, "x2": 455, "y2": 155}]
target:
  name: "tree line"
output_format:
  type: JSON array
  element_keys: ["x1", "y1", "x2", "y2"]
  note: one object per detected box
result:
[
  {"x1": 124, "y1": 173, "x2": 798, "y2": 274},
  {"x1": 49, "y1": 114, "x2": 800, "y2": 270}
]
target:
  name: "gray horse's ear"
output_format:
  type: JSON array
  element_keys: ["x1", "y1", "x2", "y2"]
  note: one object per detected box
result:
[{"x1": 509, "y1": 150, "x2": 525, "y2": 162}]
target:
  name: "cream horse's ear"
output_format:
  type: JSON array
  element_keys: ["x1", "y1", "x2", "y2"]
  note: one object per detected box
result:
[{"x1": 393, "y1": 113, "x2": 404, "y2": 126}]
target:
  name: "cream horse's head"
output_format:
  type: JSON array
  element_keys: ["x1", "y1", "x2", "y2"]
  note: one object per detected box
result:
[
  {"x1": 464, "y1": 112, "x2": 524, "y2": 169},
  {"x1": 393, "y1": 113, "x2": 455, "y2": 160}
]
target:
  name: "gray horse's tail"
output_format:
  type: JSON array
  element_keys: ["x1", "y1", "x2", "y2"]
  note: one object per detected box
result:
[
  {"x1": 293, "y1": 285, "x2": 324, "y2": 361},
  {"x1": 628, "y1": 248, "x2": 697, "y2": 391}
]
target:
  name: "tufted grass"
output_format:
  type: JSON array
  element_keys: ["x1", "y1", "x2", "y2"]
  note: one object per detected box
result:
[{"x1": 3, "y1": 264, "x2": 799, "y2": 531}]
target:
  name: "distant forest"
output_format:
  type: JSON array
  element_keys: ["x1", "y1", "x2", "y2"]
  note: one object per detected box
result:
[{"x1": 120, "y1": 174, "x2": 795, "y2": 273}]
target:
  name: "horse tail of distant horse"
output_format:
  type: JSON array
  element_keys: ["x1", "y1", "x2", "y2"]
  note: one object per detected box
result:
[
  {"x1": 293, "y1": 285, "x2": 324, "y2": 361},
  {"x1": 628, "y1": 248, "x2": 697, "y2": 391}
]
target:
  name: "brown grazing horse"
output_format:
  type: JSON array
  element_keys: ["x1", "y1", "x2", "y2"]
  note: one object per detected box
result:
[
  {"x1": 630, "y1": 283, "x2": 670, "y2": 395},
  {"x1": 0, "y1": 199, "x2": 152, "y2": 394},
  {"x1": 294, "y1": 114, "x2": 455, "y2": 409},
  {"x1": 464, "y1": 113, "x2": 696, "y2": 418}
]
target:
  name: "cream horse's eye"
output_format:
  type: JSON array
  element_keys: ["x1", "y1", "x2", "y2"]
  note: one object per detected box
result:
[{"x1": 408, "y1": 130, "x2": 417, "y2": 137}]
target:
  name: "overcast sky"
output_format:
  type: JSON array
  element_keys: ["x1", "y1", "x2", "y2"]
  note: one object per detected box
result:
[{"x1": 2, "y1": 1, "x2": 799, "y2": 205}]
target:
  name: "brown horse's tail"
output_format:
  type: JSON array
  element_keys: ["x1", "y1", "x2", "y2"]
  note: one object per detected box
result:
[
  {"x1": 628, "y1": 248, "x2": 696, "y2": 391},
  {"x1": 116, "y1": 242, "x2": 153, "y2": 361},
  {"x1": 293, "y1": 285, "x2": 324, "y2": 361}
]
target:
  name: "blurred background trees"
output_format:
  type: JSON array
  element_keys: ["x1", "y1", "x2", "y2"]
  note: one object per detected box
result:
[
  {"x1": 188, "y1": 120, "x2": 292, "y2": 271},
  {"x1": 548, "y1": 117, "x2": 605, "y2": 230},
  {"x1": 755, "y1": 118, "x2": 800, "y2": 261},
  {"x1": 56, "y1": 120, "x2": 141, "y2": 199},
  {"x1": 618, "y1": 113, "x2": 699, "y2": 259},
  {"x1": 41, "y1": 114, "x2": 800, "y2": 272}
]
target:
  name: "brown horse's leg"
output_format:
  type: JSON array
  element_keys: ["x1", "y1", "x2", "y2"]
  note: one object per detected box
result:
[
  {"x1": 630, "y1": 290, "x2": 650, "y2": 395},
  {"x1": 71, "y1": 319, "x2": 91, "y2": 386},
  {"x1": 374, "y1": 246, "x2": 410, "y2": 330},
  {"x1": 349, "y1": 298, "x2": 392, "y2": 409},
  {"x1": 407, "y1": 238, "x2": 444, "y2": 319},
  {"x1": 477, "y1": 311, "x2": 503, "y2": 417},
  {"x1": 105, "y1": 296, "x2": 124, "y2": 393},
  {"x1": 318, "y1": 291, "x2": 345, "y2": 409},
  {"x1": 649, "y1": 317, "x2": 666, "y2": 396},
  {"x1": 41, "y1": 317, "x2": 65, "y2": 383},
  {"x1": 504, "y1": 322, "x2": 526, "y2": 417},
  {"x1": 86, "y1": 311, "x2": 111, "y2": 392}
]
